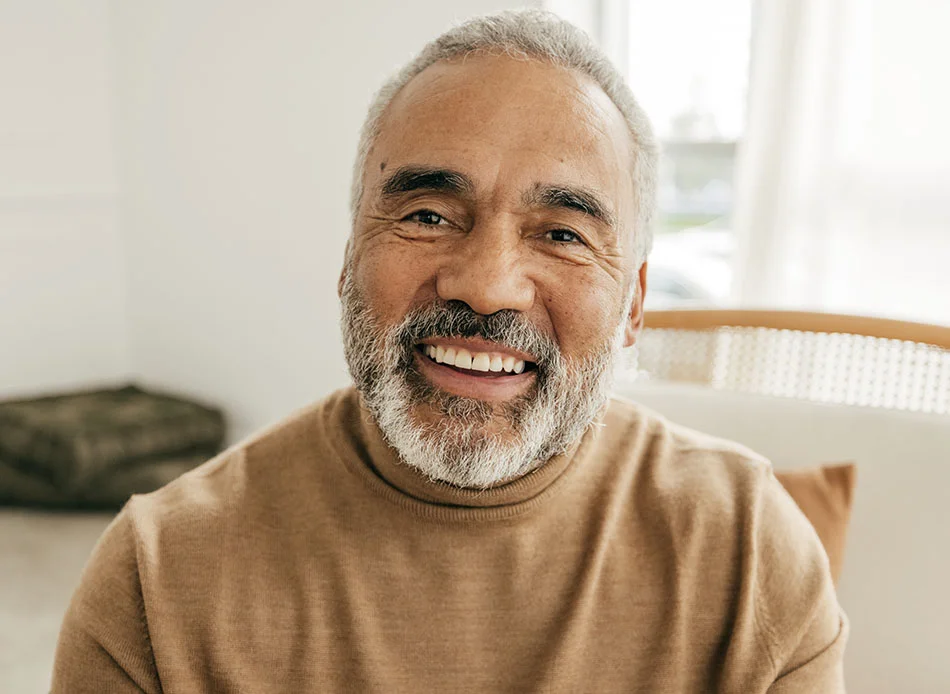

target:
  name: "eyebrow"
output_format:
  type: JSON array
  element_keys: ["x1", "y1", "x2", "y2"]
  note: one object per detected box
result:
[
  {"x1": 523, "y1": 183, "x2": 616, "y2": 228},
  {"x1": 379, "y1": 166, "x2": 475, "y2": 200}
]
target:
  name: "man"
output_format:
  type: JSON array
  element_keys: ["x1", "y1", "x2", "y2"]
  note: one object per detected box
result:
[{"x1": 53, "y1": 10, "x2": 847, "y2": 693}]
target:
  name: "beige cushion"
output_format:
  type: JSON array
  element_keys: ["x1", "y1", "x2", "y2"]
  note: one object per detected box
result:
[{"x1": 775, "y1": 462, "x2": 857, "y2": 586}]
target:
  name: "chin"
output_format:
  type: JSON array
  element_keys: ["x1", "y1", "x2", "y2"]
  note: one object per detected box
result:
[{"x1": 408, "y1": 397, "x2": 519, "y2": 441}]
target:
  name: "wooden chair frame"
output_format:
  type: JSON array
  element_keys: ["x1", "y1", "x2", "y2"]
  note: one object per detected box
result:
[
  {"x1": 635, "y1": 310, "x2": 950, "y2": 413},
  {"x1": 643, "y1": 309, "x2": 950, "y2": 350}
]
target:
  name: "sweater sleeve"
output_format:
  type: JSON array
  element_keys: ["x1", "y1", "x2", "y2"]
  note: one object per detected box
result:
[
  {"x1": 766, "y1": 612, "x2": 848, "y2": 693},
  {"x1": 755, "y1": 465, "x2": 849, "y2": 693},
  {"x1": 51, "y1": 501, "x2": 162, "y2": 693}
]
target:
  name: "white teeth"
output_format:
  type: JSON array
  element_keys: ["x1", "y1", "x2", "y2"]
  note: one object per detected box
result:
[
  {"x1": 455, "y1": 349, "x2": 472, "y2": 369},
  {"x1": 443, "y1": 347, "x2": 456, "y2": 365},
  {"x1": 422, "y1": 344, "x2": 531, "y2": 374}
]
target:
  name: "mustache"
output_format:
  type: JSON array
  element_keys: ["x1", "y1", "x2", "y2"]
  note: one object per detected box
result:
[{"x1": 394, "y1": 300, "x2": 560, "y2": 368}]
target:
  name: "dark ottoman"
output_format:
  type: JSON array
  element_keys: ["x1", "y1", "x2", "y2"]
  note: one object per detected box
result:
[{"x1": 0, "y1": 385, "x2": 225, "y2": 509}]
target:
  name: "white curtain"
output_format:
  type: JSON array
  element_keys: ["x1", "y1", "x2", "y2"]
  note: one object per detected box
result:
[{"x1": 732, "y1": 0, "x2": 950, "y2": 326}]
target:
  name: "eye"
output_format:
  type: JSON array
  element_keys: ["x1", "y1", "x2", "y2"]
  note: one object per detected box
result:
[
  {"x1": 547, "y1": 229, "x2": 584, "y2": 245},
  {"x1": 404, "y1": 210, "x2": 446, "y2": 226}
]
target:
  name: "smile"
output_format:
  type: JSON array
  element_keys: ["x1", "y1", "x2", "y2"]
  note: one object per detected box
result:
[
  {"x1": 414, "y1": 340, "x2": 537, "y2": 400},
  {"x1": 419, "y1": 343, "x2": 532, "y2": 374}
]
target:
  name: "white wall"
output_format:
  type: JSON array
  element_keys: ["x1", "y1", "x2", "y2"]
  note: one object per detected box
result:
[
  {"x1": 0, "y1": 0, "x2": 129, "y2": 397},
  {"x1": 1, "y1": 0, "x2": 536, "y2": 436},
  {"x1": 108, "y1": 0, "x2": 536, "y2": 441}
]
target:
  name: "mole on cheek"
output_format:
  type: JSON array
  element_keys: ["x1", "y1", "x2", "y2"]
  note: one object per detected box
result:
[{"x1": 380, "y1": 161, "x2": 387, "y2": 172}]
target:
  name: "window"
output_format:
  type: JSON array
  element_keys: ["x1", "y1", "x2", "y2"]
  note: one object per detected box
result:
[
  {"x1": 626, "y1": 0, "x2": 753, "y2": 308},
  {"x1": 550, "y1": 0, "x2": 950, "y2": 324}
]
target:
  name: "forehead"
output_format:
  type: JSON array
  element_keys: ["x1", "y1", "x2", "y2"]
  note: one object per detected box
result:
[{"x1": 366, "y1": 54, "x2": 634, "y2": 209}]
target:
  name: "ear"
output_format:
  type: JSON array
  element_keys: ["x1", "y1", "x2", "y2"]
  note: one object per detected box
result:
[
  {"x1": 622, "y1": 261, "x2": 648, "y2": 348},
  {"x1": 338, "y1": 241, "x2": 351, "y2": 299}
]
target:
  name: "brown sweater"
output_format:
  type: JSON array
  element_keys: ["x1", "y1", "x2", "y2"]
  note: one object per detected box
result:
[{"x1": 52, "y1": 387, "x2": 847, "y2": 693}]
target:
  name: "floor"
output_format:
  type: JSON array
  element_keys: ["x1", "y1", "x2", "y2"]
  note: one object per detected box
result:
[{"x1": 0, "y1": 508, "x2": 113, "y2": 693}]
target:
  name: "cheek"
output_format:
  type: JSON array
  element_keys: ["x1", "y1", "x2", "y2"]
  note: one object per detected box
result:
[
  {"x1": 355, "y1": 242, "x2": 437, "y2": 324},
  {"x1": 542, "y1": 277, "x2": 623, "y2": 353}
]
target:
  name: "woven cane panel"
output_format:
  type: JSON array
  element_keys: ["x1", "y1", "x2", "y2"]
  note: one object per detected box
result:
[{"x1": 635, "y1": 327, "x2": 950, "y2": 414}]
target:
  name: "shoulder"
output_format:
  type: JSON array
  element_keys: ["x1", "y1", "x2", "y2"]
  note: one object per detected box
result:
[
  {"x1": 601, "y1": 394, "x2": 826, "y2": 557},
  {"x1": 593, "y1": 396, "x2": 779, "y2": 596},
  {"x1": 601, "y1": 395, "x2": 844, "y2": 677},
  {"x1": 52, "y1": 504, "x2": 165, "y2": 691},
  {"x1": 124, "y1": 387, "x2": 359, "y2": 558},
  {"x1": 600, "y1": 394, "x2": 772, "y2": 516},
  {"x1": 602, "y1": 393, "x2": 768, "y2": 463}
]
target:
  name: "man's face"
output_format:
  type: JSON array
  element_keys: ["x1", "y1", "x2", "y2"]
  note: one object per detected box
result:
[{"x1": 341, "y1": 54, "x2": 647, "y2": 487}]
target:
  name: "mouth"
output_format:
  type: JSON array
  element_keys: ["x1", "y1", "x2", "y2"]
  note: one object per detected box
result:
[{"x1": 413, "y1": 340, "x2": 538, "y2": 401}]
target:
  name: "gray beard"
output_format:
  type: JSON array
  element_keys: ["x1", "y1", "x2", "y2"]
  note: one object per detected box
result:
[{"x1": 339, "y1": 272, "x2": 626, "y2": 489}]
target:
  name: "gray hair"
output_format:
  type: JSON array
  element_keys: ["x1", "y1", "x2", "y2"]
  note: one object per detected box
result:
[{"x1": 349, "y1": 9, "x2": 659, "y2": 260}]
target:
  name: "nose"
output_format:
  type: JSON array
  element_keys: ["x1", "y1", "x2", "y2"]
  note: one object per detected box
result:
[{"x1": 435, "y1": 223, "x2": 535, "y2": 316}]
